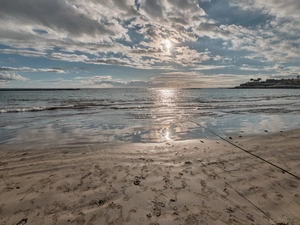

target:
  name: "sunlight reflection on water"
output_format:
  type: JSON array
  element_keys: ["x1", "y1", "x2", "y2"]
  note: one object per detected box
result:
[
  {"x1": 152, "y1": 89, "x2": 179, "y2": 141},
  {"x1": 1, "y1": 88, "x2": 300, "y2": 149}
]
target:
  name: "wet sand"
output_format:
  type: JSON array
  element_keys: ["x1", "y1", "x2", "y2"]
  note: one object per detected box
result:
[{"x1": 0, "y1": 130, "x2": 299, "y2": 225}]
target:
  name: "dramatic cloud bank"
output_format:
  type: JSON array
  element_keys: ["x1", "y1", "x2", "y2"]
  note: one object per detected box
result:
[{"x1": 0, "y1": 0, "x2": 299, "y2": 87}]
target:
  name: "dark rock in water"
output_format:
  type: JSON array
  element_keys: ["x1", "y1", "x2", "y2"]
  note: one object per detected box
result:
[{"x1": 229, "y1": 137, "x2": 232, "y2": 139}]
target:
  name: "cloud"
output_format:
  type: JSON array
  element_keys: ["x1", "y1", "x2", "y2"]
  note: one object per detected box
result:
[
  {"x1": 0, "y1": 0, "x2": 131, "y2": 54},
  {"x1": 49, "y1": 53, "x2": 89, "y2": 62},
  {"x1": 132, "y1": 0, "x2": 206, "y2": 45},
  {"x1": 194, "y1": 65, "x2": 232, "y2": 71},
  {"x1": 0, "y1": 72, "x2": 29, "y2": 82},
  {"x1": 76, "y1": 76, "x2": 152, "y2": 88},
  {"x1": 0, "y1": 49, "x2": 47, "y2": 57},
  {"x1": 0, "y1": 0, "x2": 233, "y2": 71},
  {"x1": 42, "y1": 78, "x2": 69, "y2": 83},
  {"x1": 138, "y1": 0, "x2": 205, "y2": 26},
  {"x1": 195, "y1": 22, "x2": 231, "y2": 39},
  {"x1": 0, "y1": 0, "x2": 115, "y2": 38},
  {"x1": 231, "y1": 0, "x2": 300, "y2": 20},
  {"x1": 0, "y1": 0, "x2": 299, "y2": 88},
  {"x1": 0, "y1": 66, "x2": 67, "y2": 73},
  {"x1": 140, "y1": 0, "x2": 165, "y2": 21},
  {"x1": 0, "y1": 0, "x2": 209, "y2": 58},
  {"x1": 227, "y1": 1, "x2": 300, "y2": 63},
  {"x1": 171, "y1": 46, "x2": 212, "y2": 65},
  {"x1": 221, "y1": 21, "x2": 300, "y2": 63},
  {"x1": 86, "y1": 58, "x2": 134, "y2": 67},
  {"x1": 149, "y1": 72, "x2": 249, "y2": 88},
  {"x1": 239, "y1": 65, "x2": 264, "y2": 72}
]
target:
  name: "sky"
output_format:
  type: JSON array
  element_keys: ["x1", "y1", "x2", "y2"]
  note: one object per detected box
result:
[{"x1": 0, "y1": 0, "x2": 299, "y2": 88}]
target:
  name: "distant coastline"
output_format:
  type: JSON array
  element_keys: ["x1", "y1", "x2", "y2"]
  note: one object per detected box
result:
[
  {"x1": 235, "y1": 77, "x2": 300, "y2": 89},
  {"x1": 0, "y1": 88, "x2": 80, "y2": 91}
]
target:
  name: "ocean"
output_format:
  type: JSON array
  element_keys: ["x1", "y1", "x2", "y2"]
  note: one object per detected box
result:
[{"x1": 1, "y1": 88, "x2": 300, "y2": 150}]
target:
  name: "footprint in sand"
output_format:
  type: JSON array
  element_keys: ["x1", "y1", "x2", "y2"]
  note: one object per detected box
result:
[
  {"x1": 133, "y1": 176, "x2": 141, "y2": 186},
  {"x1": 153, "y1": 207, "x2": 162, "y2": 217},
  {"x1": 287, "y1": 180, "x2": 298, "y2": 188},
  {"x1": 246, "y1": 214, "x2": 255, "y2": 222},
  {"x1": 95, "y1": 199, "x2": 106, "y2": 206},
  {"x1": 74, "y1": 212, "x2": 86, "y2": 225},
  {"x1": 16, "y1": 218, "x2": 27, "y2": 225},
  {"x1": 185, "y1": 214, "x2": 198, "y2": 224},
  {"x1": 151, "y1": 201, "x2": 166, "y2": 217},
  {"x1": 139, "y1": 185, "x2": 149, "y2": 192},
  {"x1": 200, "y1": 180, "x2": 206, "y2": 189},
  {"x1": 223, "y1": 187, "x2": 230, "y2": 196},
  {"x1": 105, "y1": 202, "x2": 124, "y2": 224},
  {"x1": 224, "y1": 207, "x2": 235, "y2": 213},
  {"x1": 125, "y1": 208, "x2": 137, "y2": 222},
  {"x1": 275, "y1": 192, "x2": 283, "y2": 200},
  {"x1": 248, "y1": 186, "x2": 264, "y2": 194}
]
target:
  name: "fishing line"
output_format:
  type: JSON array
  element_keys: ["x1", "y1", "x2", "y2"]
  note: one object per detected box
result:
[
  {"x1": 222, "y1": 178, "x2": 278, "y2": 224},
  {"x1": 188, "y1": 119, "x2": 300, "y2": 181}
]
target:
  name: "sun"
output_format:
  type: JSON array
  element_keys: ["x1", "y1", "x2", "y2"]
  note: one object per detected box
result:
[
  {"x1": 165, "y1": 39, "x2": 171, "y2": 50},
  {"x1": 161, "y1": 39, "x2": 172, "y2": 52}
]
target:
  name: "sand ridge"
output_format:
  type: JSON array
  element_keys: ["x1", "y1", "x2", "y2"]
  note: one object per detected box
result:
[{"x1": 0, "y1": 131, "x2": 299, "y2": 225}]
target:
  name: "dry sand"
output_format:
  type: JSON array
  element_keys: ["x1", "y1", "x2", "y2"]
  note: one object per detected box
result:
[{"x1": 0, "y1": 130, "x2": 299, "y2": 225}]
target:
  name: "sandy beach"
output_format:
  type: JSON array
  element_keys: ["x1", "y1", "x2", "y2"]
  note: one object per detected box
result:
[{"x1": 0, "y1": 130, "x2": 299, "y2": 225}]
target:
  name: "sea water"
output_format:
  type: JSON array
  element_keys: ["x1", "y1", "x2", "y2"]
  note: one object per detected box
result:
[{"x1": 0, "y1": 88, "x2": 300, "y2": 149}]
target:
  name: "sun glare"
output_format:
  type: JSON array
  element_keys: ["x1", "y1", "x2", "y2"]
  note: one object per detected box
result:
[
  {"x1": 161, "y1": 39, "x2": 172, "y2": 52},
  {"x1": 165, "y1": 39, "x2": 171, "y2": 49}
]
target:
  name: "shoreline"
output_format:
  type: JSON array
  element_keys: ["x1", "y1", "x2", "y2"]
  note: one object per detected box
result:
[
  {"x1": 0, "y1": 88, "x2": 81, "y2": 91},
  {"x1": 1, "y1": 130, "x2": 299, "y2": 224}
]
